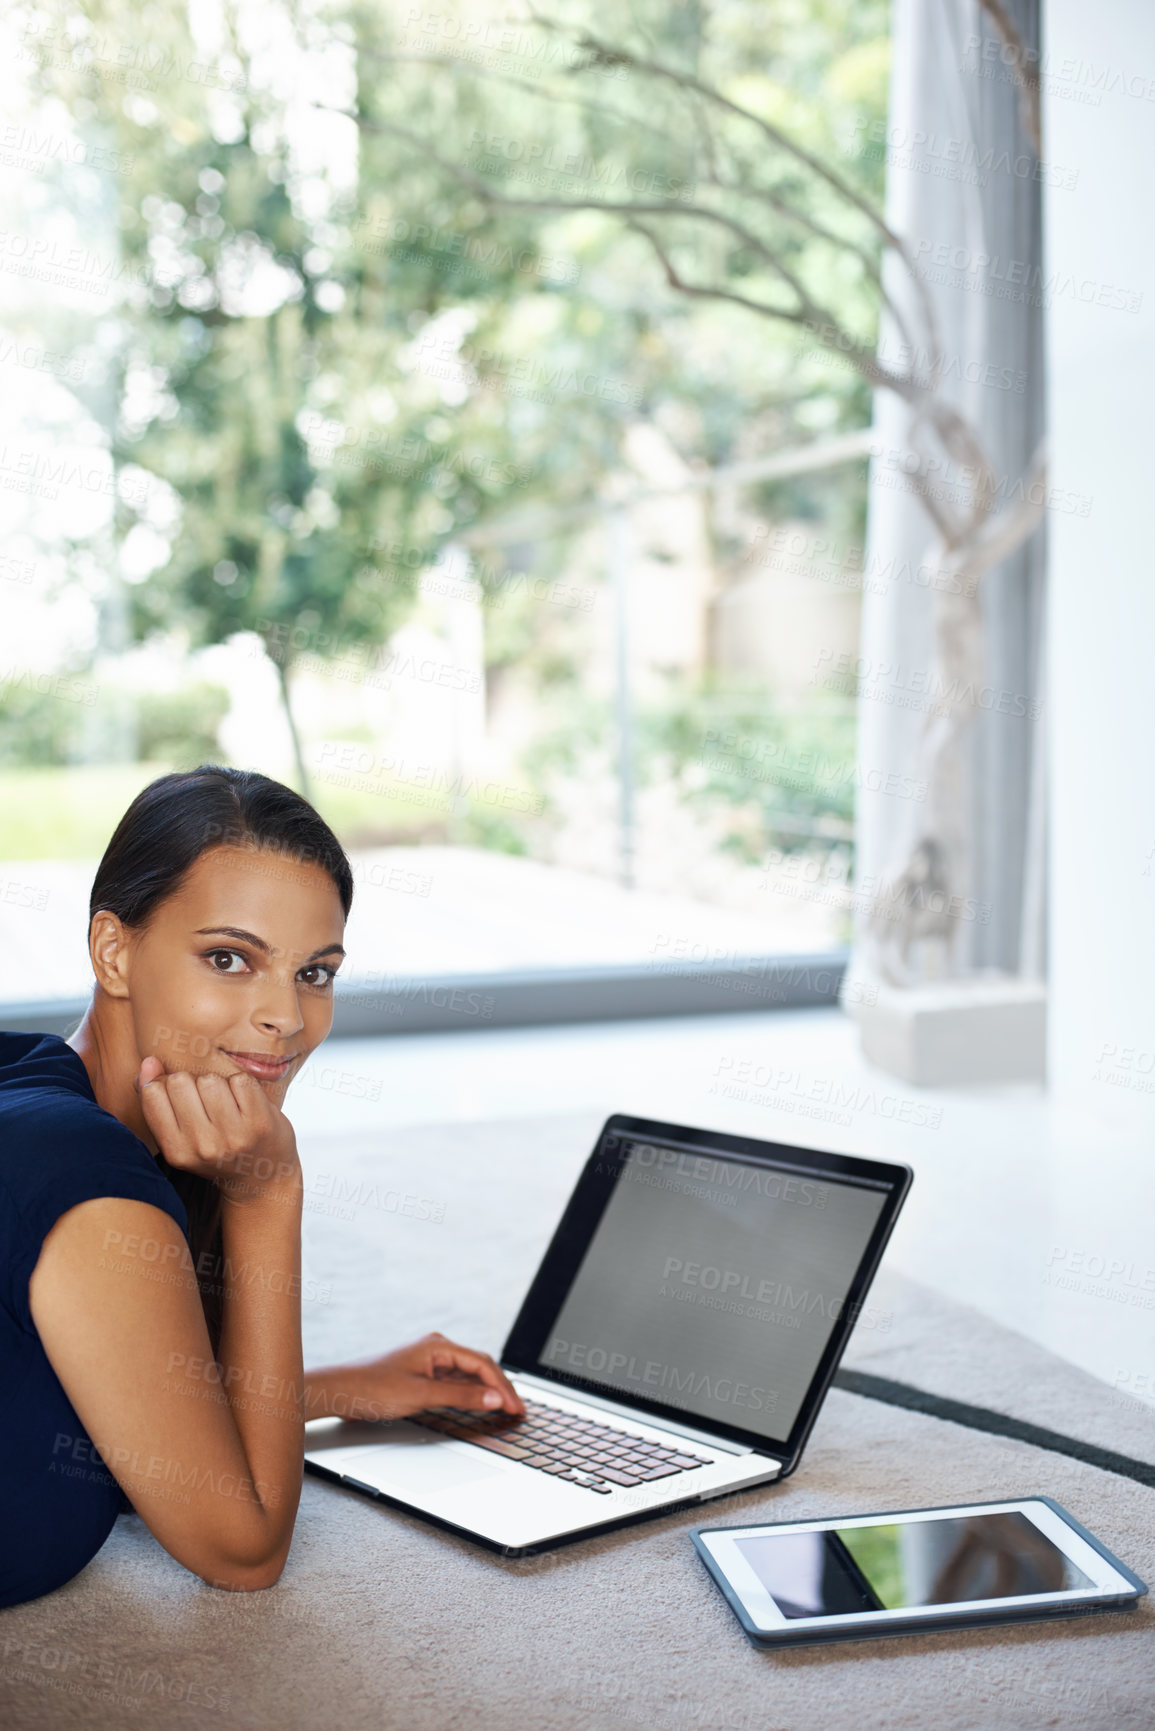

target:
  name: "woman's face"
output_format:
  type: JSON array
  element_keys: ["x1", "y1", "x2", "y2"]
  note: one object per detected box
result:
[{"x1": 113, "y1": 845, "x2": 346, "y2": 1105}]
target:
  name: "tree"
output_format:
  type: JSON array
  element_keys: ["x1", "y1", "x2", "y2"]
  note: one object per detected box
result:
[
  {"x1": 27, "y1": 0, "x2": 628, "y2": 792},
  {"x1": 26, "y1": 0, "x2": 889, "y2": 832},
  {"x1": 345, "y1": 2, "x2": 1046, "y2": 974}
]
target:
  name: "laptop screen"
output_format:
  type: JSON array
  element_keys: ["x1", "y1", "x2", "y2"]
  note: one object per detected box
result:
[{"x1": 535, "y1": 1135, "x2": 890, "y2": 1445}]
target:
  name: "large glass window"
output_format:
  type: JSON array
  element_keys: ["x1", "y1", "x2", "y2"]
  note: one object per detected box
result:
[{"x1": 0, "y1": 0, "x2": 888, "y2": 1017}]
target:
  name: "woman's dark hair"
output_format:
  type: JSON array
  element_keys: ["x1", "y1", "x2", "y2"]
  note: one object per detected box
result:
[
  {"x1": 90, "y1": 764, "x2": 353, "y2": 927},
  {"x1": 90, "y1": 765, "x2": 353, "y2": 1352}
]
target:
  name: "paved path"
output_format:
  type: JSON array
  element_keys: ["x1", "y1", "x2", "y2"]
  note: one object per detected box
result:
[{"x1": 0, "y1": 846, "x2": 823, "y2": 1004}]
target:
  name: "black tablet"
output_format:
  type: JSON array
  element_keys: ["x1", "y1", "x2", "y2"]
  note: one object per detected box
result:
[{"x1": 692, "y1": 1498, "x2": 1147, "y2": 1647}]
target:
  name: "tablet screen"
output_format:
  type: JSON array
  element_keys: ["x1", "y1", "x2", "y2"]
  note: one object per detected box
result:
[{"x1": 736, "y1": 1512, "x2": 1095, "y2": 1618}]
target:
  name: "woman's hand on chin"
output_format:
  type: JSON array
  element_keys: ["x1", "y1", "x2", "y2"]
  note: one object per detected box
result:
[
  {"x1": 304, "y1": 1333, "x2": 526, "y2": 1424},
  {"x1": 135, "y1": 1055, "x2": 301, "y2": 1202}
]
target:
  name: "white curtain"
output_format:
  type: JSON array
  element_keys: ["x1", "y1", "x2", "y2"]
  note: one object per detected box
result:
[{"x1": 852, "y1": 0, "x2": 1046, "y2": 980}]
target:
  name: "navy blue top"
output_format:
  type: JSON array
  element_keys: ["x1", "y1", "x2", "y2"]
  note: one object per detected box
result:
[{"x1": 0, "y1": 1032, "x2": 188, "y2": 1608}]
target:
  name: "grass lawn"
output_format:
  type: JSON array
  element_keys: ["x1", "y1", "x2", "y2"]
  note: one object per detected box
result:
[
  {"x1": 307, "y1": 775, "x2": 452, "y2": 849},
  {"x1": 0, "y1": 763, "x2": 447, "y2": 859},
  {"x1": 0, "y1": 764, "x2": 174, "y2": 860}
]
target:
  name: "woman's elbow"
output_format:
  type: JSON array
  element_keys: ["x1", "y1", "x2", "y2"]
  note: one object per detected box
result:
[
  {"x1": 193, "y1": 1529, "x2": 294, "y2": 1592},
  {"x1": 201, "y1": 1555, "x2": 288, "y2": 1593}
]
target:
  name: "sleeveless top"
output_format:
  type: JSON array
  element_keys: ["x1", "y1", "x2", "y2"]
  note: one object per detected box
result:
[{"x1": 0, "y1": 1031, "x2": 188, "y2": 1607}]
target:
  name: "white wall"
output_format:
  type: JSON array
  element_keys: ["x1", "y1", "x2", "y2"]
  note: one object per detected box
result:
[
  {"x1": 1045, "y1": 0, "x2": 1155, "y2": 1398},
  {"x1": 1047, "y1": 6, "x2": 1155, "y2": 1125}
]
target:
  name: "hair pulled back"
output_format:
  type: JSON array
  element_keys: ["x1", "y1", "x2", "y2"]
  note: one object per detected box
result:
[
  {"x1": 89, "y1": 766, "x2": 353, "y2": 1352},
  {"x1": 90, "y1": 764, "x2": 353, "y2": 927}
]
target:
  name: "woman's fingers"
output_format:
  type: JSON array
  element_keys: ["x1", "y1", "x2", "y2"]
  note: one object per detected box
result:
[
  {"x1": 165, "y1": 1070, "x2": 220, "y2": 1146},
  {"x1": 195, "y1": 1072, "x2": 249, "y2": 1145},
  {"x1": 228, "y1": 1069, "x2": 275, "y2": 1134},
  {"x1": 424, "y1": 1337, "x2": 525, "y2": 1413},
  {"x1": 138, "y1": 1070, "x2": 217, "y2": 1171},
  {"x1": 307, "y1": 1340, "x2": 527, "y2": 1423},
  {"x1": 137, "y1": 1055, "x2": 164, "y2": 1089},
  {"x1": 137, "y1": 1064, "x2": 186, "y2": 1160},
  {"x1": 135, "y1": 1061, "x2": 292, "y2": 1185},
  {"x1": 425, "y1": 1377, "x2": 509, "y2": 1412}
]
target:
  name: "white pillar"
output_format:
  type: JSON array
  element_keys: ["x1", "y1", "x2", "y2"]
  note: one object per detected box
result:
[
  {"x1": 1046, "y1": 0, "x2": 1155, "y2": 1140},
  {"x1": 1043, "y1": 0, "x2": 1155, "y2": 1401}
]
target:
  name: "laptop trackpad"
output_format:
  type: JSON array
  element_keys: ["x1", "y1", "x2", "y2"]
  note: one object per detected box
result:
[
  {"x1": 352, "y1": 1440, "x2": 508, "y2": 1495},
  {"x1": 306, "y1": 1422, "x2": 508, "y2": 1495}
]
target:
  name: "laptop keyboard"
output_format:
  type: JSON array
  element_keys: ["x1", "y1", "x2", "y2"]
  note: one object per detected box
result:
[{"x1": 412, "y1": 1398, "x2": 710, "y2": 1494}]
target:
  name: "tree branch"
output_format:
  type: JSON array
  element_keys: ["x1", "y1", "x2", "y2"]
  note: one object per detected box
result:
[
  {"x1": 527, "y1": 14, "x2": 945, "y2": 365},
  {"x1": 971, "y1": 440, "x2": 1048, "y2": 569},
  {"x1": 350, "y1": 111, "x2": 923, "y2": 405},
  {"x1": 364, "y1": 46, "x2": 897, "y2": 323},
  {"x1": 353, "y1": 63, "x2": 923, "y2": 366},
  {"x1": 924, "y1": 401, "x2": 998, "y2": 532},
  {"x1": 975, "y1": 0, "x2": 1042, "y2": 154},
  {"x1": 702, "y1": 169, "x2": 920, "y2": 365},
  {"x1": 899, "y1": 410, "x2": 967, "y2": 546},
  {"x1": 626, "y1": 220, "x2": 915, "y2": 401},
  {"x1": 362, "y1": 48, "x2": 697, "y2": 169},
  {"x1": 353, "y1": 40, "x2": 1023, "y2": 559}
]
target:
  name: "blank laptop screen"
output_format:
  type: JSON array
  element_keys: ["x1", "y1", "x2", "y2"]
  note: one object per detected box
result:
[{"x1": 539, "y1": 1138, "x2": 888, "y2": 1442}]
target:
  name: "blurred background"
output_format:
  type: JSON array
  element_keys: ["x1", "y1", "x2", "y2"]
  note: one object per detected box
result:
[
  {"x1": 0, "y1": 0, "x2": 884, "y2": 995},
  {"x1": 2, "y1": 0, "x2": 1154, "y2": 1411}
]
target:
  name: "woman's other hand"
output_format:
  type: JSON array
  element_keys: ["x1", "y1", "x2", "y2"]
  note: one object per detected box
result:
[
  {"x1": 304, "y1": 1334, "x2": 526, "y2": 1424},
  {"x1": 136, "y1": 1055, "x2": 300, "y2": 1201}
]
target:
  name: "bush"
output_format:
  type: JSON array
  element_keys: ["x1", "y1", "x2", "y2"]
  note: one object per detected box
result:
[
  {"x1": 137, "y1": 684, "x2": 230, "y2": 767},
  {"x1": 0, "y1": 679, "x2": 230, "y2": 768},
  {"x1": 640, "y1": 685, "x2": 857, "y2": 860},
  {"x1": 0, "y1": 681, "x2": 86, "y2": 766}
]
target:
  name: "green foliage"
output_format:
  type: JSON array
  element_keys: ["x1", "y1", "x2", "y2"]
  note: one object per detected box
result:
[
  {"x1": 517, "y1": 676, "x2": 856, "y2": 865},
  {"x1": 137, "y1": 684, "x2": 230, "y2": 768},
  {"x1": 639, "y1": 684, "x2": 857, "y2": 860},
  {"x1": 0, "y1": 677, "x2": 229, "y2": 769},
  {"x1": 27, "y1": 0, "x2": 888, "y2": 639},
  {"x1": 0, "y1": 682, "x2": 85, "y2": 766},
  {"x1": 22, "y1": 0, "x2": 889, "y2": 842},
  {"x1": 457, "y1": 805, "x2": 531, "y2": 856},
  {"x1": 0, "y1": 763, "x2": 172, "y2": 858}
]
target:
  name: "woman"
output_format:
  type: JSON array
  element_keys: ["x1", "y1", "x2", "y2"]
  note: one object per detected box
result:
[{"x1": 1, "y1": 765, "x2": 523, "y2": 1608}]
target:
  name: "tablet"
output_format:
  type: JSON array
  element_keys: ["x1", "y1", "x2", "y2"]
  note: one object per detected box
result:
[{"x1": 692, "y1": 1498, "x2": 1147, "y2": 1647}]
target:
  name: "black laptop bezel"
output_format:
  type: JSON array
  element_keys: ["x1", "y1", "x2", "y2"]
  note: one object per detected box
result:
[{"x1": 501, "y1": 1113, "x2": 912, "y2": 1475}]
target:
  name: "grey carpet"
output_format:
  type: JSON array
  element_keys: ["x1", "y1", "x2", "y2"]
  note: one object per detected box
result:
[{"x1": 2, "y1": 1112, "x2": 1152, "y2": 1730}]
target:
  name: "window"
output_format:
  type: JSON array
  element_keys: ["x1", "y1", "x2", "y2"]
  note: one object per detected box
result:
[{"x1": 0, "y1": 0, "x2": 888, "y2": 1028}]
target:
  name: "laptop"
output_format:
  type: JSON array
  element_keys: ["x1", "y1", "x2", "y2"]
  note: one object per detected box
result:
[{"x1": 304, "y1": 1113, "x2": 912, "y2": 1555}]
